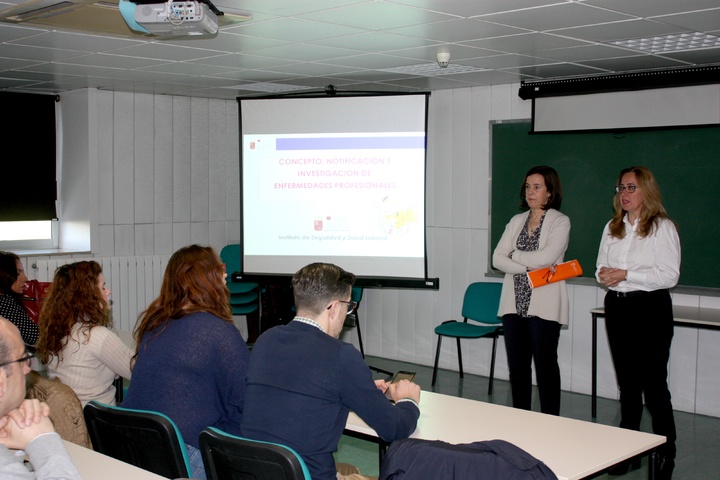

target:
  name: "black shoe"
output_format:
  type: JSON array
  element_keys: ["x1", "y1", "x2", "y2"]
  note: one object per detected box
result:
[{"x1": 608, "y1": 458, "x2": 641, "y2": 476}]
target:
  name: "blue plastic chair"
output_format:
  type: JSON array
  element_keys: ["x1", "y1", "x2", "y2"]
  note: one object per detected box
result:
[
  {"x1": 83, "y1": 401, "x2": 192, "y2": 479},
  {"x1": 220, "y1": 244, "x2": 260, "y2": 316},
  {"x1": 431, "y1": 282, "x2": 503, "y2": 394},
  {"x1": 200, "y1": 427, "x2": 311, "y2": 480}
]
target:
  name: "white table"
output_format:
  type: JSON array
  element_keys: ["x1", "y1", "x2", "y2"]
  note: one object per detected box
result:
[
  {"x1": 345, "y1": 391, "x2": 664, "y2": 480},
  {"x1": 590, "y1": 305, "x2": 720, "y2": 417},
  {"x1": 64, "y1": 440, "x2": 171, "y2": 480}
]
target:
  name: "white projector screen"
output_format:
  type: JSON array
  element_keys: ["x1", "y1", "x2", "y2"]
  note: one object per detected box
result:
[
  {"x1": 239, "y1": 93, "x2": 432, "y2": 287},
  {"x1": 533, "y1": 84, "x2": 720, "y2": 132}
]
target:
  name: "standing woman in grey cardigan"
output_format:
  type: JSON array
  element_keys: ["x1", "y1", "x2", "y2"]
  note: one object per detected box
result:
[{"x1": 492, "y1": 165, "x2": 570, "y2": 416}]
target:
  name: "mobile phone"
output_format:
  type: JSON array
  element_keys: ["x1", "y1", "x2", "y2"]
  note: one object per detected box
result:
[
  {"x1": 385, "y1": 371, "x2": 416, "y2": 401},
  {"x1": 390, "y1": 370, "x2": 416, "y2": 384}
]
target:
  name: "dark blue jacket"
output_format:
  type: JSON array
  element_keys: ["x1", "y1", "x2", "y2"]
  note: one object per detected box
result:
[
  {"x1": 242, "y1": 321, "x2": 419, "y2": 480},
  {"x1": 380, "y1": 438, "x2": 558, "y2": 480}
]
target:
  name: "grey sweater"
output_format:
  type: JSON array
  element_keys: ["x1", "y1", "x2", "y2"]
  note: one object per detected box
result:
[{"x1": 0, "y1": 432, "x2": 81, "y2": 480}]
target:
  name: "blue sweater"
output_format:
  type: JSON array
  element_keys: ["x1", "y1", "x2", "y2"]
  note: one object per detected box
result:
[
  {"x1": 123, "y1": 312, "x2": 249, "y2": 448},
  {"x1": 242, "y1": 321, "x2": 420, "y2": 480}
]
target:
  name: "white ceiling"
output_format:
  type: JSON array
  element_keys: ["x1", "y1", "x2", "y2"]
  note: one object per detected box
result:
[{"x1": 0, "y1": 0, "x2": 719, "y2": 99}]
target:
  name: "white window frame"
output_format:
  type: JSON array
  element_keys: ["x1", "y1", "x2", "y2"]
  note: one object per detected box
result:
[{"x1": 0, "y1": 220, "x2": 59, "y2": 250}]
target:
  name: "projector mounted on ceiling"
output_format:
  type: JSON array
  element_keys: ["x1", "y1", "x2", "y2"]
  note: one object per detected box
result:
[
  {"x1": 0, "y1": 0, "x2": 250, "y2": 38},
  {"x1": 118, "y1": 0, "x2": 250, "y2": 37},
  {"x1": 135, "y1": 0, "x2": 217, "y2": 35}
]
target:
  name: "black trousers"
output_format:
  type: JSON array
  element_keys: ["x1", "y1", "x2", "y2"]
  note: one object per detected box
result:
[
  {"x1": 604, "y1": 289, "x2": 677, "y2": 458},
  {"x1": 502, "y1": 314, "x2": 561, "y2": 415}
]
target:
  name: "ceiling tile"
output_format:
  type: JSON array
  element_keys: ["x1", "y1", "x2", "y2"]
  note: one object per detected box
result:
[
  {"x1": 106, "y1": 42, "x2": 228, "y2": 61},
  {"x1": 507, "y1": 62, "x2": 606, "y2": 78},
  {"x1": 308, "y1": 31, "x2": 435, "y2": 52},
  {"x1": 54, "y1": 52, "x2": 172, "y2": 69},
  {"x1": 298, "y1": 2, "x2": 455, "y2": 30},
  {"x1": 189, "y1": 53, "x2": 300, "y2": 70},
  {"x1": 482, "y1": 2, "x2": 635, "y2": 32},
  {"x1": 652, "y1": 8, "x2": 720, "y2": 33},
  {"x1": 224, "y1": 18, "x2": 363, "y2": 43},
  {"x1": 581, "y1": 0, "x2": 720, "y2": 18},
  {"x1": 659, "y1": 47, "x2": 720, "y2": 64},
  {"x1": 391, "y1": 0, "x2": 573, "y2": 18},
  {"x1": 580, "y1": 55, "x2": 692, "y2": 71},
  {"x1": 7, "y1": 30, "x2": 142, "y2": 52},
  {"x1": 0, "y1": 42, "x2": 86, "y2": 62},
  {"x1": 390, "y1": 18, "x2": 528, "y2": 42},
  {"x1": 535, "y1": 44, "x2": 642, "y2": 62},
  {"x1": 463, "y1": 33, "x2": 592, "y2": 54},
  {"x1": 246, "y1": 43, "x2": 360, "y2": 62},
  {"x1": 553, "y1": 19, "x2": 690, "y2": 42}
]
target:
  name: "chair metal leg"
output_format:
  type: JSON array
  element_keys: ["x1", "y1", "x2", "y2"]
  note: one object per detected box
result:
[
  {"x1": 456, "y1": 338, "x2": 464, "y2": 379},
  {"x1": 488, "y1": 336, "x2": 498, "y2": 395},
  {"x1": 432, "y1": 336, "x2": 443, "y2": 386},
  {"x1": 353, "y1": 310, "x2": 392, "y2": 377}
]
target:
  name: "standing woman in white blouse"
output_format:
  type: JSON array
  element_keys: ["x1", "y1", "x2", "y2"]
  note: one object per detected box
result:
[
  {"x1": 36, "y1": 261, "x2": 133, "y2": 406},
  {"x1": 596, "y1": 166, "x2": 680, "y2": 480}
]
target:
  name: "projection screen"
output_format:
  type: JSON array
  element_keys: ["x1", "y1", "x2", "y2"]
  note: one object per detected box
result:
[{"x1": 238, "y1": 93, "x2": 434, "y2": 288}]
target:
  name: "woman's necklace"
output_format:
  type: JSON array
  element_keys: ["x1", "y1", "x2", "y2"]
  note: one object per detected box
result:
[{"x1": 527, "y1": 210, "x2": 544, "y2": 236}]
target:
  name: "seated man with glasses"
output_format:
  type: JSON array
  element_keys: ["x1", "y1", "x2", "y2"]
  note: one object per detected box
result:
[
  {"x1": 242, "y1": 263, "x2": 421, "y2": 480},
  {"x1": 0, "y1": 316, "x2": 81, "y2": 480}
]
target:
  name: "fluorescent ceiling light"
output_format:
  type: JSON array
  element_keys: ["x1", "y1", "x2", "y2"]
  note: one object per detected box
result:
[{"x1": 610, "y1": 32, "x2": 720, "y2": 54}]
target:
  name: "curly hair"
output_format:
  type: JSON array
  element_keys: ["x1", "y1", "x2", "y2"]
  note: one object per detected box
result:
[
  {"x1": 36, "y1": 261, "x2": 110, "y2": 364},
  {"x1": 291, "y1": 263, "x2": 355, "y2": 317},
  {"x1": 133, "y1": 245, "x2": 231, "y2": 360},
  {"x1": 608, "y1": 166, "x2": 672, "y2": 239},
  {"x1": 0, "y1": 251, "x2": 21, "y2": 298}
]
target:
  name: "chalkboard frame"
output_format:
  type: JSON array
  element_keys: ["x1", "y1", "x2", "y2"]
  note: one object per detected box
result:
[{"x1": 489, "y1": 119, "x2": 720, "y2": 293}]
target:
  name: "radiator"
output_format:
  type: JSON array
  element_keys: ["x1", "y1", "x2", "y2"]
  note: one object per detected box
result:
[{"x1": 30, "y1": 255, "x2": 171, "y2": 332}]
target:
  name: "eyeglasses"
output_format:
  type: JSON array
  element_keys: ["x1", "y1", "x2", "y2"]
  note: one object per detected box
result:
[
  {"x1": 615, "y1": 184, "x2": 638, "y2": 193},
  {"x1": 338, "y1": 300, "x2": 358, "y2": 314},
  {"x1": 0, "y1": 351, "x2": 34, "y2": 369}
]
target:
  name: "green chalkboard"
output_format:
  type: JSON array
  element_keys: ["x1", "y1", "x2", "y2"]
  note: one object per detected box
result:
[{"x1": 491, "y1": 120, "x2": 720, "y2": 289}]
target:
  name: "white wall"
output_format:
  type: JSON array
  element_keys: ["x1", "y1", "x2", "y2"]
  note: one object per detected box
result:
[{"x1": 39, "y1": 86, "x2": 720, "y2": 418}]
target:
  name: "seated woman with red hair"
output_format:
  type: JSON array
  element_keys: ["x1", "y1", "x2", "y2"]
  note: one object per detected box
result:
[{"x1": 123, "y1": 244, "x2": 250, "y2": 480}]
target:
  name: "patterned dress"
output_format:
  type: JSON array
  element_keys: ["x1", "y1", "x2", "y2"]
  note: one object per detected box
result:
[
  {"x1": 0, "y1": 293, "x2": 39, "y2": 345},
  {"x1": 513, "y1": 211, "x2": 546, "y2": 317}
]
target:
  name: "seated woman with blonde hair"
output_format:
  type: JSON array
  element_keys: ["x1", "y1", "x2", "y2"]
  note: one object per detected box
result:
[{"x1": 36, "y1": 261, "x2": 133, "y2": 406}]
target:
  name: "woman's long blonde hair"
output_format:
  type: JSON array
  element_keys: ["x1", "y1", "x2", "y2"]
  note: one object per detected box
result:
[{"x1": 608, "y1": 166, "x2": 671, "y2": 239}]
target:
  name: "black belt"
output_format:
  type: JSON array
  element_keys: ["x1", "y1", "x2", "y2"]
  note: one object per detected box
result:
[{"x1": 612, "y1": 290, "x2": 647, "y2": 297}]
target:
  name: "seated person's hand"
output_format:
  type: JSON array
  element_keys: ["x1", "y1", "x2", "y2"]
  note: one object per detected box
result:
[
  {"x1": 374, "y1": 379, "x2": 390, "y2": 393},
  {"x1": 8, "y1": 399, "x2": 50, "y2": 428},
  {"x1": 0, "y1": 400, "x2": 55, "y2": 451},
  {"x1": 388, "y1": 379, "x2": 421, "y2": 404}
]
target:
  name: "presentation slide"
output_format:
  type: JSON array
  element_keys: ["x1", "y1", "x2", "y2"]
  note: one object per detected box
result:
[{"x1": 240, "y1": 94, "x2": 429, "y2": 282}]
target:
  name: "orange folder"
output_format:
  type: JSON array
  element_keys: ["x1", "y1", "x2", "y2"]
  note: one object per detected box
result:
[{"x1": 527, "y1": 259, "x2": 583, "y2": 288}]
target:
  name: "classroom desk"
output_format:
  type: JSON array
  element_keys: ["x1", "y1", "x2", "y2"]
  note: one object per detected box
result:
[
  {"x1": 63, "y1": 440, "x2": 170, "y2": 480},
  {"x1": 590, "y1": 305, "x2": 720, "y2": 418},
  {"x1": 345, "y1": 391, "x2": 664, "y2": 480}
]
